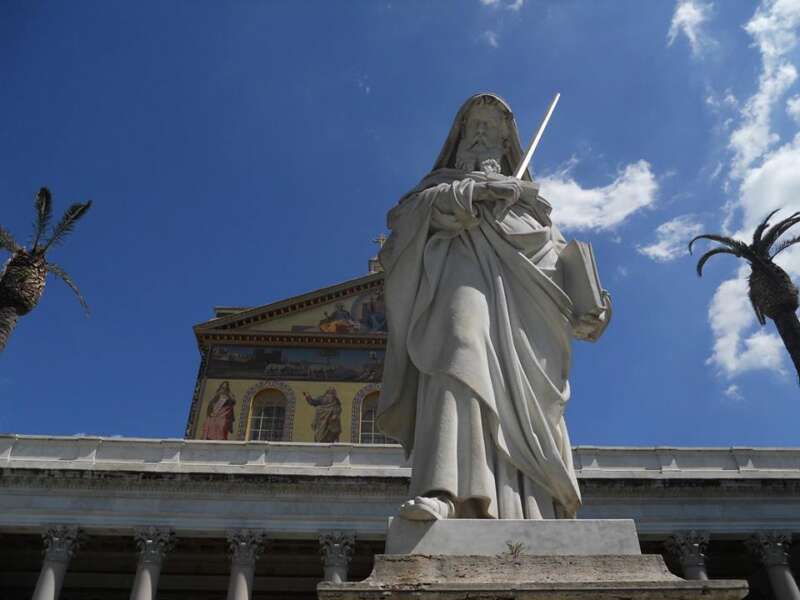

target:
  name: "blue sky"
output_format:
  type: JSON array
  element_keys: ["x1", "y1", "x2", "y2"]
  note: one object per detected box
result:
[{"x1": 1, "y1": 0, "x2": 799, "y2": 446}]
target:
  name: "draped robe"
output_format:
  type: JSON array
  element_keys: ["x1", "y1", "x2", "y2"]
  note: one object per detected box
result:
[{"x1": 377, "y1": 168, "x2": 592, "y2": 518}]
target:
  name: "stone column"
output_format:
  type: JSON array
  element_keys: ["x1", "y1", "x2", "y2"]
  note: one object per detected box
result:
[
  {"x1": 747, "y1": 531, "x2": 800, "y2": 600},
  {"x1": 32, "y1": 526, "x2": 83, "y2": 600},
  {"x1": 665, "y1": 530, "x2": 710, "y2": 580},
  {"x1": 319, "y1": 532, "x2": 355, "y2": 584},
  {"x1": 226, "y1": 530, "x2": 266, "y2": 600},
  {"x1": 129, "y1": 527, "x2": 176, "y2": 600}
]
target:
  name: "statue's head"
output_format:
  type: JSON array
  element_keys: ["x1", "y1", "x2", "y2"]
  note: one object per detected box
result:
[
  {"x1": 454, "y1": 98, "x2": 510, "y2": 174},
  {"x1": 432, "y1": 93, "x2": 530, "y2": 180}
]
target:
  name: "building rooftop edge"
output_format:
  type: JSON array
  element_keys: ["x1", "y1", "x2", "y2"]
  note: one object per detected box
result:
[{"x1": 1, "y1": 434, "x2": 799, "y2": 481}]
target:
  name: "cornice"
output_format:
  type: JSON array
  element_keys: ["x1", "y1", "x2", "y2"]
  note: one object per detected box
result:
[
  {"x1": 0, "y1": 468, "x2": 409, "y2": 497},
  {"x1": 196, "y1": 331, "x2": 386, "y2": 350}
]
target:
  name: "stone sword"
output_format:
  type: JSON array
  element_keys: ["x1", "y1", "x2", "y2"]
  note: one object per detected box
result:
[{"x1": 513, "y1": 92, "x2": 561, "y2": 179}]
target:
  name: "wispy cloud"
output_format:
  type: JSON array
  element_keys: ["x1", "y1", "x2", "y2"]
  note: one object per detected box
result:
[
  {"x1": 480, "y1": 30, "x2": 499, "y2": 48},
  {"x1": 723, "y1": 384, "x2": 745, "y2": 401},
  {"x1": 479, "y1": 0, "x2": 524, "y2": 9},
  {"x1": 356, "y1": 75, "x2": 371, "y2": 95},
  {"x1": 542, "y1": 159, "x2": 658, "y2": 231},
  {"x1": 728, "y1": 0, "x2": 800, "y2": 178},
  {"x1": 667, "y1": 0, "x2": 715, "y2": 56},
  {"x1": 788, "y1": 95, "x2": 800, "y2": 124},
  {"x1": 638, "y1": 214, "x2": 704, "y2": 262}
]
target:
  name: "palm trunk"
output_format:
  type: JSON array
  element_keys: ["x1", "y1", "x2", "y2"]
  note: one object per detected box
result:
[
  {"x1": 0, "y1": 304, "x2": 20, "y2": 353},
  {"x1": 772, "y1": 310, "x2": 800, "y2": 383}
]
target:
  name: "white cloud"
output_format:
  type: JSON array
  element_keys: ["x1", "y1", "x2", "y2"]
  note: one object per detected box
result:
[
  {"x1": 507, "y1": 0, "x2": 524, "y2": 10},
  {"x1": 667, "y1": 0, "x2": 715, "y2": 56},
  {"x1": 480, "y1": 30, "x2": 499, "y2": 48},
  {"x1": 723, "y1": 384, "x2": 745, "y2": 401},
  {"x1": 737, "y1": 133, "x2": 800, "y2": 235},
  {"x1": 788, "y1": 95, "x2": 800, "y2": 123},
  {"x1": 479, "y1": 0, "x2": 500, "y2": 5},
  {"x1": 728, "y1": 0, "x2": 800, "y2": 178},
  {"x1": 729, "y1": 63, "x2": 797, "y2": 178},
  {"x1": 706, "y1": 269, "x2": 787, "y2": 376},
  {"x1": 637, "y1": 215, "x2": 704, "y2": 262},
  {"x1": 542, "y1": 160, "x2": 658, "y2": 231}
]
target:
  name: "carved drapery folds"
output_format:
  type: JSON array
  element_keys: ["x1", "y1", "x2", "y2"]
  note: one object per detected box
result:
[
  {"x1": 665, "y1": 530, "x2": 709, "y2": 580},
  {"x1": 134, "y1": 527, "x2": 176, "y2": 566},
  {"x1": 319, "y1": 531, "x2": 354, "y2": 583}
]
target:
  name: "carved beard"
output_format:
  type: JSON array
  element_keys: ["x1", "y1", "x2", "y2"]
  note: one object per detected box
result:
[{"x1": 455, "y1": 140, "x2": 504, "y2": 173}]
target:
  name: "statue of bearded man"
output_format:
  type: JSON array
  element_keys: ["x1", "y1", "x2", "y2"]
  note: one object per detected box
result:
[{"x1": 376, "y1": 93, "x2": 610, "y2": 521}]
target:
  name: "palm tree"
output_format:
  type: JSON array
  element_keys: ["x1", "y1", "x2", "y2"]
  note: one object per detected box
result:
[
  {"x1": 689, "y1": 210, "x2": 800, "y2": 382},
  {"x1": 0, "y1": 187, "x2": 92, "y2": 353}
]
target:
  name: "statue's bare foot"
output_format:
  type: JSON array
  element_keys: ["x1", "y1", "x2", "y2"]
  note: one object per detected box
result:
[{"x1": 398, "y1": 495, "x2": 454, "y2": 521}]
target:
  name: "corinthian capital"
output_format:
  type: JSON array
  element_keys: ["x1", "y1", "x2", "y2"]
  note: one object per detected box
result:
[
  {"x1": 134, "y1": 527, "x2": 176, "y2": 566},
  {"x1": 319, "y1": 531, "x2": 354, "y2": 568},
  {"x1": 227, "y1": 529, "x2": 267, "y2": 567},
  {"x1": 665, "y1": 530, "x2": 709, "y2": 567},
  {"x1": 747, "y1": 531, "x2": 793, "y2": 567},
  {"x1": 42, "y1": 526, "x2": 84, "y2": 563}
]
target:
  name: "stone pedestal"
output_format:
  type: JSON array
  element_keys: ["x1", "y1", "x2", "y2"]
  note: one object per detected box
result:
[{"x1": 318, "y1": 519, "x2": 748, "y2": 600}]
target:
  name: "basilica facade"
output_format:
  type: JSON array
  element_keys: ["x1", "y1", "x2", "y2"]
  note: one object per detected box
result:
[{"x1": 1, "y1": 269, "x2": 799, "y2": 600}]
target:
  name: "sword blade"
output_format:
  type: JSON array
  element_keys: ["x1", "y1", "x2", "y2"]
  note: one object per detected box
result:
[{"x1": 514, "y1": 92, "x2": 560, "y2": 180}]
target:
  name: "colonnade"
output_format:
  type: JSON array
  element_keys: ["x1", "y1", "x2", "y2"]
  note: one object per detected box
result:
[
  {"x1": 30, "y1": 526, "x2": 355, "y2": 600},
  {"x1": 666, "y1": 530, "x2": 800, "y2": 600},
  {"x1": 28, "y1": 526, "x2": 800, "y2": 600}
]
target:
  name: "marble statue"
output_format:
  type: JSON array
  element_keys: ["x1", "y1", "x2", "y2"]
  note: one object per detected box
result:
[{"x1": 376, "y1": 93, "x2": 611, "y2": 521}]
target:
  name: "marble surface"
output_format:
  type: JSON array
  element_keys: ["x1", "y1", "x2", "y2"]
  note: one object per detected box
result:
[{"x1": 385, "y1": 518, "x2": 642, "y2": 556}]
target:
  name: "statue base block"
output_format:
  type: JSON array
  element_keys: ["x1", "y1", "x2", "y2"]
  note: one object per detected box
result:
[
  {"x1": 318, "y1": 520, "x2": 749, "y2": 600},
  {"x1": 385, "y1": 517, "x2": 642, "y2": 555}
]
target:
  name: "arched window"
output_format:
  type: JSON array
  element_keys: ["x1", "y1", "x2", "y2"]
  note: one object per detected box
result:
[
  {"x1": 248, "y1": 389, "x2": 288, "y2": 441},
  {"x1": 359, "y1": 391, "x2": 389, "y2": 444}
]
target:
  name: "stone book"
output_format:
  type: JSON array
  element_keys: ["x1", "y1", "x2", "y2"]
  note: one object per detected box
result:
[{"x1": 560, "y1": 239, "x2": 605, "y2": 318}]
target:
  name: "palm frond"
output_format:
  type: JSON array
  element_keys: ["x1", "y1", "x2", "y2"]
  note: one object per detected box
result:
[
  {"x1": 758, "y1": 212, "x2": 800, "y2": 254},
  {"x1": 0, "y1": 226, "x2": 22, "y2": 254},
  {"x1": 46, "y1": 262, "x2": 89, "y2": 315},
  {"x1": 695, "y1": 247, "x2": 741, "y2": 277},
  {"x1": 771, "y1": 235, "x2": 800, "y2": 258},
  {"x1": 751, "y1": 209, "x2": 781, "y2": 246},
  {"x1": 41, "y1": 200, "x2": 92, "y2": 253},
  {"x1": 688, "y1": 234, "x2": 755, "y2": 259},
  {"x1": 31, "y1": 187, "x2": 53, "y2": 251}
]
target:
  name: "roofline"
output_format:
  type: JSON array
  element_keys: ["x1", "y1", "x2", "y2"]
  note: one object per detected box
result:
[{"x1": 194, "y1": 271, "x2": 384, "y2": 333}]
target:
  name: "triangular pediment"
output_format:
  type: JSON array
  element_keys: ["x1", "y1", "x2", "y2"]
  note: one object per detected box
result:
[{"x1": 194, "y1": 272, "x2": 385, "y2": 340}]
